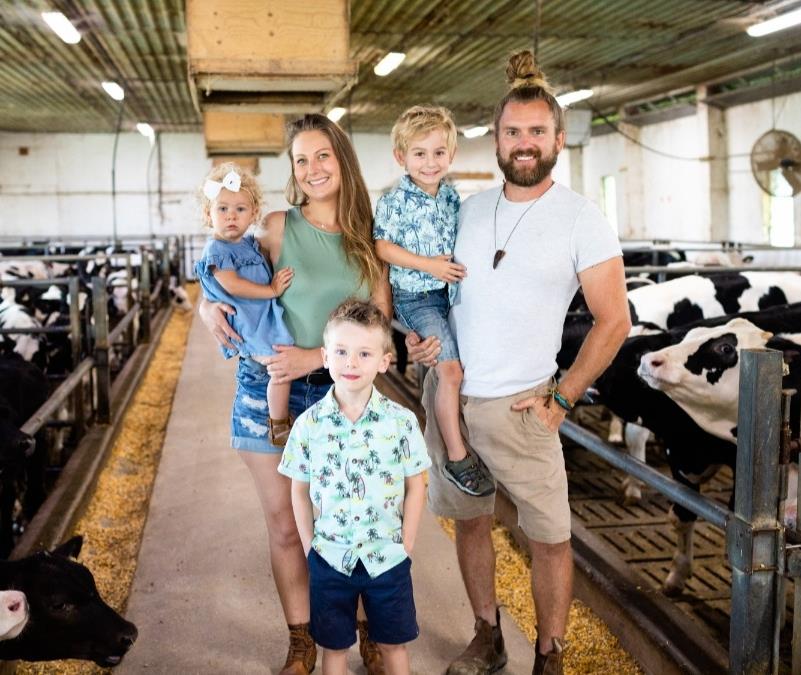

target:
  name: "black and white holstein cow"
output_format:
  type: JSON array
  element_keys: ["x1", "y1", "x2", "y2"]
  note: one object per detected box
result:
[
  {"x1": 0, "y1": 536, "x2": 137, "y2": 665},
  {"x1": 560, "y1": 271, "x2": 801, "y2": 502},
  {"x1": 637, "y1": 317, "x2": 801, "y2": 593},
  {"x1": 593, "y1": 304, "x2": 801, "y2": 594}
]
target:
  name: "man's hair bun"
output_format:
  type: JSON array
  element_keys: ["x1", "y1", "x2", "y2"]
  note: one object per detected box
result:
[{"x1": 506, "y1": 50, "x2": 552, "y2": 93}]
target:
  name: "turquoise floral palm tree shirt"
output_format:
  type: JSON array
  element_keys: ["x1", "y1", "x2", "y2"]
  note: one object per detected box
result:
[
  {"x1": 373, "y1": 175, "x2": 460, "y2": 295},
  {"x1": 278, "y1": 386, "x2": 431, "y2": 578}
]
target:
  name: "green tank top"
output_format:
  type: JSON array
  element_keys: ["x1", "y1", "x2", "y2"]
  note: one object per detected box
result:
[{"x1": 277, "y1": 207, "x2": 369, "y2": 348}]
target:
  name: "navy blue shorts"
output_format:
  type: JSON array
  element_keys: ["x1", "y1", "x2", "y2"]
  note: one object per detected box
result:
[
  {"x1": 308, "y1": 549, "x2": 418, "y2": 649},
  {"x1": 393, "y1": 287, "x2": 459, "y2": 363},
  {"x1": 231, "y1": 358, "x2": 331, "y2": 453}
]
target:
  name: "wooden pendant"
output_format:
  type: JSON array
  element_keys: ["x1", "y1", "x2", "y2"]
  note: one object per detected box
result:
[{"x1": 493, "y1": 249, "x2": 506, "y2": 269}]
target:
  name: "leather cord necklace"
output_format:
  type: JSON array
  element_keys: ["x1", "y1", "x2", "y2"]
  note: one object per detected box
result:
[{"x1": 492, "y1": 186, "x2": 541, "y2": 269}]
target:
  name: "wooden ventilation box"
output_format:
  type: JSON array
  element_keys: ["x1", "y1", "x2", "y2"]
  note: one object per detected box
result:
[
  {"x1": 187, "y1": 0, "x2": 356, "y2": 112},
  {"x1": 203, "y1": 111, "x2": 286, "y2": 157}
]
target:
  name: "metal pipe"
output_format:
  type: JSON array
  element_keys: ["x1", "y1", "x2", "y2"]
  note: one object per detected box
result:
[
  {"x1": 624, "y1": 265, "x2": 801, "y2": 274},
  {"x1": 139, "y1": 246, "x2": 151, "y2": 344},
  {"x1": 20, "y1": 358, "x2": 94, "y2": 436},
  {"x1": 727, "y1": 349, "x2": 784, "y2": 674},
  {"x1": 108, "y1": 302, "x2": 141, "y2": 344},
  {"x1": 560, "y1": 420, "x2": 730, "y2": 528},
  {"x1": 92, "y1": 277, "x2": 111, "y2": 424}
]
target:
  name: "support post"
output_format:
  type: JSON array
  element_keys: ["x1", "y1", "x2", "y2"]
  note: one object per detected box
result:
[
  {"x1": 68, "y1": 277, "x2": 85, "y2": 434},
  {"x1": 92, "y1": 277, "x2": 111, "y2": 424},
  {"x1": 727, "y1": 349, "x2": 783, "y2": 675},
  {"x1": 140, "y1": 247, "x2": 151, "y2": 344}
]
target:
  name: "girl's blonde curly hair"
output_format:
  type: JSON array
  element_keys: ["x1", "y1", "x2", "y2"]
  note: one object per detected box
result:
[{"x1": 199, "y1": 162, "x2": 263, "y2": 228}]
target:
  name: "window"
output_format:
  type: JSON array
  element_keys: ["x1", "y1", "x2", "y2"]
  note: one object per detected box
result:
[
  {"x1": 601, "y1": 175, "x2": 618, "y2": 231},
  {"x1": 763, "y1": 169, "x2": 795, "y2": 247}
]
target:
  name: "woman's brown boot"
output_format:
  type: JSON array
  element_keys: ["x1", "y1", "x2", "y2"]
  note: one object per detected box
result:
[
  {"x1": 279, "y1": 622, "x2": 316, "y2": 674},
  {"x1": 269, "y1": 417, "x2": 292, "y2": 447}
]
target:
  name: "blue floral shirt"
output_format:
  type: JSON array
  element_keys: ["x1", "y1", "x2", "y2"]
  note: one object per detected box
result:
[
  {"x1": 373, "y1": 175, "x2": 460, "y2": 294},
  {"x1": 278, "y1": 386, "x2": 430, "y2": 578}
]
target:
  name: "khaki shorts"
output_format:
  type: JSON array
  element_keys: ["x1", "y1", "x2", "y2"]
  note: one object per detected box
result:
[{"x1": 423, "y1": 370, "x2": 571, "y2": 544}]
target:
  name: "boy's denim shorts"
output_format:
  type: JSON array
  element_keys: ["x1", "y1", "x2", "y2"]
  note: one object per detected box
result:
[
  {"x1": 393, "y1": 287, "x2": 459, "y2": 363},
  {"x1": 308, "y1": 549, "x2": 418, "y2": 649},
  {"x1": 231, "y1": 357, "x2": 331, "y2": 453}
]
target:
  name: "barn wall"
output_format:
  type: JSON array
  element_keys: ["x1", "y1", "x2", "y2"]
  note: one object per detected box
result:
[
  {"x1": 582, "y1": 90, "x2": 801, "y2": 243},
  {"x1": 0, "y1": 130, "x2": 542, "y2": 239}
]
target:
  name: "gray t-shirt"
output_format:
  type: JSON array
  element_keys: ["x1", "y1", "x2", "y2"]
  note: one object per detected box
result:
[{"x1": 450, "y1": 183, "x2": 622, "y2": 397}]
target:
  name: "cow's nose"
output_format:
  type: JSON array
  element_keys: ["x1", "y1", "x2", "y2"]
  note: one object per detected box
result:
[
  {"x1": 647, "y1": 356, "x2": 664, "y2": 369},
  {"x1": 120, "y1": 623, "x2": 138, "y2": 649}
]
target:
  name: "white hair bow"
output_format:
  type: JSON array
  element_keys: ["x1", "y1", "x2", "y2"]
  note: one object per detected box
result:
[{"x1": 203, "y1": 170, "x2": 241, "y2": 200}]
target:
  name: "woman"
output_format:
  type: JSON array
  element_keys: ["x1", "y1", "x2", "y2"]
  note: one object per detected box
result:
[{"x1": 200, "y1": 114, "x2": 391, "y2": 675}]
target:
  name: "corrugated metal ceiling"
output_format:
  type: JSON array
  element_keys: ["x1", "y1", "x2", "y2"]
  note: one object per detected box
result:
[{"x1": 1, "y1": 0, "x2": 800, "y2": 135}]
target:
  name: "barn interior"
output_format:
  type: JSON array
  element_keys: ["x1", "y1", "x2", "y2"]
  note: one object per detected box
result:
[
  {"x1": 1, "y1": 0, "x2": 799, "y2": 247},
  {"x1": 2, "y1": 2, "x2": 801, "y2": 674}
]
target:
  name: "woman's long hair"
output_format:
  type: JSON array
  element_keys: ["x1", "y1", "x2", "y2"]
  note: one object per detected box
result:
[{"x1": 285, "y1": 114, "x2": 383, "y2": 292}]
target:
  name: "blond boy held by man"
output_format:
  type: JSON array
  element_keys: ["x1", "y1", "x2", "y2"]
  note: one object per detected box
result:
[{"x1": 374, "y1": 106, "x2": 494, "y2": 499}]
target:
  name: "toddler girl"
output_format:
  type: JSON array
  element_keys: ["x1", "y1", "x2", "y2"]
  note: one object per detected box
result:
[{"x1": 194, "y1": 163, "x2": 295, "y2": 446}]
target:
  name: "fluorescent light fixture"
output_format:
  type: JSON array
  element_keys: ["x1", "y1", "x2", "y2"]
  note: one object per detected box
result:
[
  {"x1": 747, "y1": 7, "x2": 801, "y2": 37},
  {"x1": 101, "y1": 81, "x2": 124, "y2": 101},
  {"x1": 41, "y1": 12, "x2": 81, "y2": 44},
  {"x1": 327, "y1": 107, "x2": 347, "y2": 123},
  {"x1": 463, "y1": 126, "x2": 489, "y2": 139},
  {"x1": 555, "y1": 88, "x2": 593, "y2": 107},
  {"x1": 136, "y1": 123, "x2": 155, "y2": 143},
  {"x1": 373, "y1": 52, "x2": 406, "y2": 77}
]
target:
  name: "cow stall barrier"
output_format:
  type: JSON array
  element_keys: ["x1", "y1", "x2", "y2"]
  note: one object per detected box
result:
[
  {"x1": 563, "y1": 349, "x2": 795, "y2": 674},
  {"x1": 1, "y1": 249, "x2": 176, "y2": 553}
]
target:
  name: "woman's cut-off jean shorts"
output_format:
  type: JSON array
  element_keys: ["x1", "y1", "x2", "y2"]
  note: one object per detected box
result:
[
  {"x1": 392, "y1": 287, "x2": 459, "y2": 363},
  {"x1": 231, "y1": 357, "x2": 331, "y2": 453}
]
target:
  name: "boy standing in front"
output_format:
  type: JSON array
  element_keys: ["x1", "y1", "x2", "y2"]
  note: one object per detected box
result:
[{"x1": 279, "y1": 299, "x2": 430, "y2": 675}]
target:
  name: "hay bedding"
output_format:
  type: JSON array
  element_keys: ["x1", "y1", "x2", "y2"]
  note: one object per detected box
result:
[
  {"x1": 436, "y1": 519, "x2": 643, "y2": 674},
  {"x1": 16, "y1": 283, "x2": 639, "y2": 674}
]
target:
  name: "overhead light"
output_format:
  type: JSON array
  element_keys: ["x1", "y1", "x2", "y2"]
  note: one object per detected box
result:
[
  {"x1": 463, "y1": 126, "x2": 489, "y2": 139},
  {"x1": 136, "y1": 123, "x2": 155, "y2": 143},
  {"x1": 41, "y1": 12, "x2": 81, "y2": 44},
  {"x1": 747, "y1": 7, "x2": 801, "y2": 37},
  {"x1": 374, "y1": 52, "x2": 406, "y2": 77},
  {"x1": 555, "y1": 89, "x2": 594, "y2": 107},
  {"x1": 102, "y1": 81, "x2": 125, "y2": 101},
  {"x1": 327, "y1": 107, "x2": 347, "y2": 123}
]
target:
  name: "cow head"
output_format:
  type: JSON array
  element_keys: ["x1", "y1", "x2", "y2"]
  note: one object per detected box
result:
[
  {"x1": 637, "y1": 318, "x2": 772, "y2": 441},
  {"x1": 0, "y1": 536, "x2": 138, "y2": 665}
]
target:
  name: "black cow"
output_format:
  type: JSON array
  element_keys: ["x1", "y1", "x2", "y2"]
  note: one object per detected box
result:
[
  {"x1": 0, "y1": 536, "x2": 137, "y2": 664},
  {"x1": 0, "y1": 356, "x2": 49, "y2": 556}
]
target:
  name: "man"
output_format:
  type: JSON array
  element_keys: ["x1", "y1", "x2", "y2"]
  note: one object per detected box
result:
[{"x1": 408, "y1": 51, "x2": 631, "y2": 675}]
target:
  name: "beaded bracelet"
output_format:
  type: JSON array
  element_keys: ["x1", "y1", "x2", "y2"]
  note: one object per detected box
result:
[{"x1": 549, "y1": 388, "x2": 575, "y2": 412}]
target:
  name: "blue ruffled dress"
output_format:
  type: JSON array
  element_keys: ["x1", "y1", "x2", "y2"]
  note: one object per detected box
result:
[{"x1": 195, "y1": 235, "x2": 294, "y2": 358}]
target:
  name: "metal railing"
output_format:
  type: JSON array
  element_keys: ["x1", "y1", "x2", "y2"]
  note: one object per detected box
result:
[{"x1": 561, "y1": 349, "x2": 790, "y2": 674}]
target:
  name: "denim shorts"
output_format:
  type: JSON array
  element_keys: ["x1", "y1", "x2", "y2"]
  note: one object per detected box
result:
[
  {"x1": 393, "y1": 287, "x2": 459, "y2": 362},
  {"x1": 231, "y1": 358, "x2": 331, "y2": 453},
  {"x1": 308, "y1": 549, "x2": 418, "y2": 649}
]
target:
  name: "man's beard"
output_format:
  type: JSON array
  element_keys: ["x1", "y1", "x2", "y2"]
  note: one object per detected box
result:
[{"x1": 496, "y1": 143, "x2": 559, "y2": 187}]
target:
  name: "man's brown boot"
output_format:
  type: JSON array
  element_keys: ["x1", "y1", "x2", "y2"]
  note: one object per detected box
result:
[
  {"x1": 357, "y1": 620, "x2": 386, "y2": 675},
  {"x1": 532, "y1": 635, "x2": 565, "y2": 675},
  {"x1": 446, "y1": 608, "x2": 507, "y2": 674},
  {"x1": 279, "y1": 622, "x2": 316, "y2": 675}
]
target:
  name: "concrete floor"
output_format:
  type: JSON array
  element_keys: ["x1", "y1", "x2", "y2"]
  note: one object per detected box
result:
[{"x1": 119, "y1": 311, "x2": 534, "y2": 674}]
